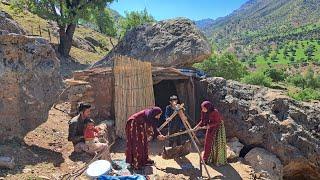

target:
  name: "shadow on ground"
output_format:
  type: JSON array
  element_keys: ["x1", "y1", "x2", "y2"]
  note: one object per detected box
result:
[{"x1": 0, "y1": 138, "x2": 64, "y2": 177}]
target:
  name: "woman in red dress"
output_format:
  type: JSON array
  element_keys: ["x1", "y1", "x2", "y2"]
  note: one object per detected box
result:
[
  {"x1": 125, "y1": 107, "x2": 166, "y2": 170},
  {"x1": 194, "y1": 101, "x2": 223, "y2": 163}
]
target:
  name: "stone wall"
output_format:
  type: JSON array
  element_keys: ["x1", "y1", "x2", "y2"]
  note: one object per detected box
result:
[
  {"x1": 67, "y1": 68, "x2": 114, "y2": 122},
  {"x1": 202, "y1": 77, "x2": 320, "y2": 179}
]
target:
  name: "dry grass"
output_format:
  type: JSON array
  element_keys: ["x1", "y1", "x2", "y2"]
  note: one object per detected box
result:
[{"x1": 70, "y1": 47, "x2": 104, "y2": 64}]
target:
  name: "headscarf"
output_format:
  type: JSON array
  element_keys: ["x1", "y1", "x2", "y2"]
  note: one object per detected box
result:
[
  {"x1": 201, "y1": 101, "x2": 215, "y2": 112},
  {"x1": 145, "y1": 107, "x2": 162, "y2": 121},
  {"x1": 201, "y1": 101, "x2": 215, "y2": 124}
]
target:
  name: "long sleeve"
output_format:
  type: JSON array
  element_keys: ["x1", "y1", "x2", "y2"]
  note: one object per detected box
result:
[
  {"x1": 152, "y1": 122, "x2": 161, "y2": 138},
  {"x1": 68, "y1": 121, "x2": 82, "y2": 144},
  {"x1": 196, "y1": 113, "x2": 206, "y2": 127},
  {"x1": 165, "y1": 106, "x2": 171, "y2": 119},
  {"x1": 208, "y1": 110, "x2": 222, "y2": 129}
]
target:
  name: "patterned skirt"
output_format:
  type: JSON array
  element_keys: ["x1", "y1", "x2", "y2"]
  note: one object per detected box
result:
[{"x1": 208, "y1": 121, "x2": 227, "y2": 166}]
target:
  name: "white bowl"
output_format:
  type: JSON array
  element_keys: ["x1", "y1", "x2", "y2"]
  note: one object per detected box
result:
[{"x1": 86, "y1": 160, "x2": 112, "y2": 178}]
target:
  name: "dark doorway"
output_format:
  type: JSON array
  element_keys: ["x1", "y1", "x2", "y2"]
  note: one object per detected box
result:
[{"x1": 153, "y1": 80, "x2": 178, "y2": 127}]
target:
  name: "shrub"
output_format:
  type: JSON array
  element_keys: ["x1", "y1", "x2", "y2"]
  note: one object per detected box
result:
[
  {"x1": 242, "y1": 72, "x2": 272, "y2": 87},
  {"x1": 286, "y1": 68, "x2": 320, "y2": 89},
  {"x1": 286, "y1": 74, "x2": 306, "y2": 89},
  {"x1": 265, "y1": 68, "x2": 287, "y2": 82},
  {"x1": 288, "y1": 88, "x2": 320, "y2": 101}
]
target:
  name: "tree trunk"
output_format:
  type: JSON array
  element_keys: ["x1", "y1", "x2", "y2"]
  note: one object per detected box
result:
[{"x1": 58, "y1": 24, "x2": 76, "y2": 57}]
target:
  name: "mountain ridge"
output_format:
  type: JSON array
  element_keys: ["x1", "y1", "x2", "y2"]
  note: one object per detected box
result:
[{"x1": 195, "y1": 0, "x2": 320, "y2": 58}]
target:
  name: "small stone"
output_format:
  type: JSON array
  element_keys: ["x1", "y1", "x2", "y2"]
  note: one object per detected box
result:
[
  {"x1": 37, "y1": 175, "x2": 50, "y2": 180},
  {"x1": 22, "y1": 168, "x2": 32, "y2": 173}
]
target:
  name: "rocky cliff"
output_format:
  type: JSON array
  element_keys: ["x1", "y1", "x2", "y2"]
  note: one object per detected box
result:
[
  {"x1": 92, "y1": 18, "x2": 211, "y2": 68},
  {"x1": 203, "y1": 77, "x2": 320, "y2": 179}
]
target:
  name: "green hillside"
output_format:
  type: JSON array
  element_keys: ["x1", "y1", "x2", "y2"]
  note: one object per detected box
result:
[
  {"x1": 252, "y1": 40, "x2": 320, "y2": 71},
  {"x1": 201, "y1": 0, "x2": 320, "y2": 58},
  {"x1": 195, "y1": 0, "x2": 320, "y2": 101}
]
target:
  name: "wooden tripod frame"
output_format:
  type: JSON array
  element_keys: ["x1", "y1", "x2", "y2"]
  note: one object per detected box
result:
[{"x1": 158, "y1": 104, "x2": 211, "y2": 179}]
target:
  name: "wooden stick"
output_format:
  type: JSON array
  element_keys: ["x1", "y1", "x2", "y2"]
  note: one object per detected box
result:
[
  {"x1": 165, "y1": 127, "x2": 207, "y2": 139},
  {"x1": 183, "y1": 117, "x2": 201, "y2": 145},
  {"x1": 157, "y1": 104, "x2": 184, "y2": 131},
  {"x1": 178, "y1": 109, "x2": 211, "y2": 179},
  {"x1": 61, "y1": 140, "x2": 114, "y2": 180}
]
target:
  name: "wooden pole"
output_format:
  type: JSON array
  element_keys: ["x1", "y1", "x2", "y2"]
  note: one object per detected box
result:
[
  {"x1": 48, "y1": 28, "x2": 51, "y2": 42},
  {"x1": 39, "y1": 25, "x2": 42, "y2": 36},
  {"x1": 183, "y1": 116, "x2": 201, "y2": 145},
  {"x1": 165, "y1": 126, "x2": 206, "y2": 139},
  {"x1": 157, "y1": 104, "x2": 184, "y2": 131},
  {"x1": 178, "y1": 109, "x2": 211, "y2": 179}
]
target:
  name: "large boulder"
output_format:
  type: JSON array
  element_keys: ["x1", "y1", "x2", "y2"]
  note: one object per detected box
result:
[
  {"x1": 92, "y1": 18, "x2": 211, "y2": 68},
  {"x1": 245, "y1": 147, "x2": 283, "y2": 180},
  {"x1": 0, "y1": 34, "x2": 62, "y2": 141},
  {"x1": 0, "y1": 10, "x2": 25, "y2": 34},
  {"x1": 202, "y1": 77, "x2": 320, "y2": 179}
]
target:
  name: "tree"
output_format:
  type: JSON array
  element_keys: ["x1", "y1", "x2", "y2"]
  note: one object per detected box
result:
[
  {"x1": 194, "y1": 52, "x2": 247, "y2": 80},
  {"x1": 93, "y1": 8, "x2": 116, "y2": 37},
  {"x1": 290, "y1": 56, "x2": 295, "y2": 62},
  {"x1": 119, "y1": 8, "x2": 155, "y2": 38},
  {"x1": 305, "y1": 44, "x2": 315, "y2": 60},
  {"x1": 12, "y1": 0, "x2": 114, "y2": 56}
]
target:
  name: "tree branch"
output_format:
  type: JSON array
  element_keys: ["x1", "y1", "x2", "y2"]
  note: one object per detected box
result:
[{"x1": 49, "y1": 2, "x2": 62, "y2": 26}]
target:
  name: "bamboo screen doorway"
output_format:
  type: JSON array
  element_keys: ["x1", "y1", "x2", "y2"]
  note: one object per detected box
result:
[{"x1": 113, "y1": 56, "x2": 155, "y2": 138}]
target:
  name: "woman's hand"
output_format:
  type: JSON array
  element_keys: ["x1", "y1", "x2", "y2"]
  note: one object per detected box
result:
[
  {"x1": 193, "y1": 124, "x2": 200, "y2": 131},
  {"x1": 157, "y1": 135, "x2": 166, "y2": 141}
]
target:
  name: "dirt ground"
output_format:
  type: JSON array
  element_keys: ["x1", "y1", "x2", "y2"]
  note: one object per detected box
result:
[{"x1": 0, "y1": 103, "x2": 254, "y2": 180}]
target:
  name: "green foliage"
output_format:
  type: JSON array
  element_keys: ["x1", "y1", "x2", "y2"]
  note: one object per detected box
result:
[
  {"x1": 194, "y1": 52, "x2": 247, "y2": 80},
  {"x1": 78, "y1": 7, "x2": 117, "y2": 37},
  {"x1": 286, "y1": 68, "x2": 320, "y2": 89},
  {"x1": 242, "y1": 72, "x2": 272, "y2": 87},
  {"x1": 12, "y1": 0, "x2": 114, "y2": 27},
  {"x1": 286, "y1": 74, "x2": 306, "y2": 89},
  {"x1": 95, "y1": 8, "x2": 117, "y2": 37},
  {"x1": 119, "y1": 8, "x2": 155, "y2": 37},
  {"x1": 264, "y1": 68, "x2": 287, "y2": 82},
  {"x1": 288, "y1": 88, "x2": 320, "y2": 101},
  {"x1": 304, "y1": 44, "x2": 315, "y2": 60}
]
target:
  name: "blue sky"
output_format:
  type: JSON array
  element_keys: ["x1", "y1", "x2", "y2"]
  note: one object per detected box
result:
[{"x1": 110, "y1": 0, "x2": 248, "y2": 21}]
